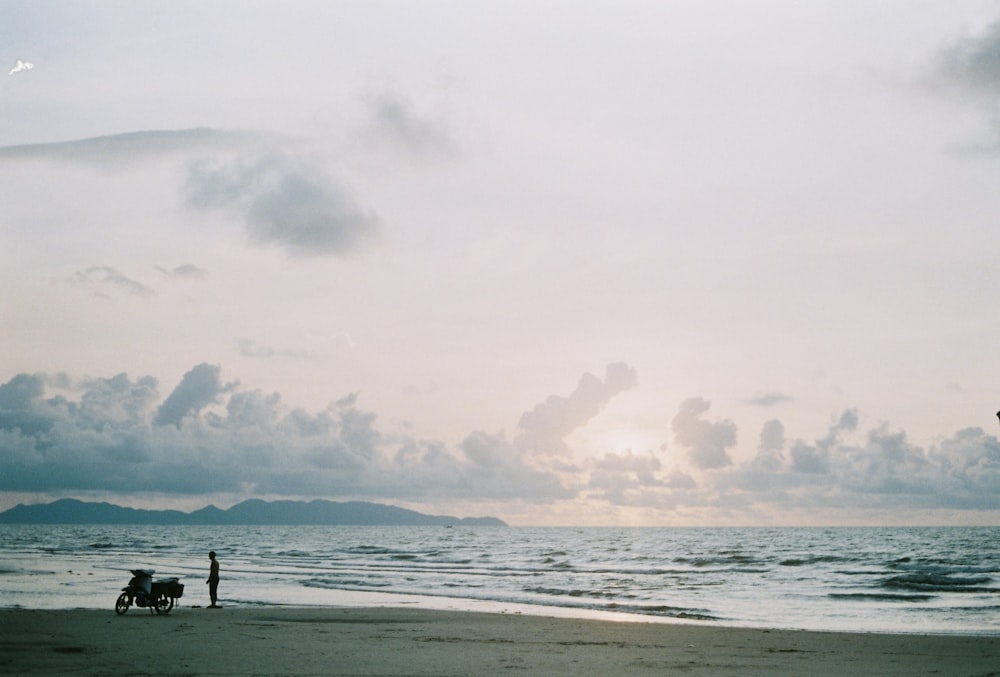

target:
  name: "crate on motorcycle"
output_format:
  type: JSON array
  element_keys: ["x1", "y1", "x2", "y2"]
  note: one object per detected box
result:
[{"x1": 169, "y1": 582, "x2": 184, "y2": 599}]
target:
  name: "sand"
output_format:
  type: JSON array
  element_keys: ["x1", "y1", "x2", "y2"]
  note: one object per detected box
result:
[{"x1": 1, "y1": 606, "x2": 997, "y2": 676}]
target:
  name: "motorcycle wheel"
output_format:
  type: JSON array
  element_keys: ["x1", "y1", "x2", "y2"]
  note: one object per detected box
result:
[
  {"x1": 153, "y1": 594, "x2": 174, "y2": 614},
  {"x1": 115, "y1": 592, "x2": 130, "y2": 615}
]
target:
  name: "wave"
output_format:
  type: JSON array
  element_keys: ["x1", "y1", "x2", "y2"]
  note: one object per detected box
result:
[
  {"x1": 882, "y1": 574, "x2": 998, "y2": 594},
  {"x1": 674, "y1": 554, "x2": 762, "y2": 568},
  {"x1": 302, "y1": 577, "x2": 392, "y2": 589},
  {"x1": 522, "y1": 586, "x2": 624, "y2": 600},
  {"x1": 603, "y1": 602, "x2": 718, "y2": 621},
  {"x1": 779, "y1": 555, "x2": 846, "y2": 567},
  {"x1": 829, "y1": 592, "x2": 935, "y2": 602}
]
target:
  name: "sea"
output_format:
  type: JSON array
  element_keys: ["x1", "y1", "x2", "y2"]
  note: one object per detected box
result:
[{"x1": 1, "y1": 525, "x2": 997, "y2": 635}]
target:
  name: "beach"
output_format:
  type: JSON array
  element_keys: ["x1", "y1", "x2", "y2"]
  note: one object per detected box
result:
[{"x1": 2, "y1": 607, "x2": 998, "y2": 676}]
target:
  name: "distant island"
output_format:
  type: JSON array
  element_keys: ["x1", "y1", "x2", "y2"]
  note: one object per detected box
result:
[{"x1": 0, "y1": 498, "x2": 507, "y2": 527}]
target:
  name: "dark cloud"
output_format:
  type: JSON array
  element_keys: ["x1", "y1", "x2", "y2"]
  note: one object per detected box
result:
[
  {"x1": 0, "y1": 374, "x2": 54, "y2": 437},
  {"x1": 0, "y1": 363, "x2": 594, "y2": 502},
  {"x1": 929, "y1": 19, "x2": 1000, "y2": 148},
  {"x1": 671, "y1": 397, "x2": 737, "y2": 469},
  {"x1": 154, "y1": 363, "x2": 235, "y2": 427},
  {"x1": 935, "y1": 20, "x2": 1000, "y2": 96},
  {"x1": 185, "y1": 154, "x2": 379, "y2": 257},
  {"x1": 517, "y1": 363, "x2": 638, "y2": 455}
]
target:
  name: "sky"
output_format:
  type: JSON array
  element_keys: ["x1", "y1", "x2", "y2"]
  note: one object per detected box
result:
[{"x1": 2, "y1": 1, "x2": 999, "y2": 526}]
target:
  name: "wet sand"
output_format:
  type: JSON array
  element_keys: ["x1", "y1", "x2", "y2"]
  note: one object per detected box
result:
[{"x1": 1, "y1": 606, "x2": 998, "y2": 676}]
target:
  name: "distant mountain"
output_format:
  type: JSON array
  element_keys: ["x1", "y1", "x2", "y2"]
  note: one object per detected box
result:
[{"x1": 0, "y1": 498, "x2": 507, "y2": 526}]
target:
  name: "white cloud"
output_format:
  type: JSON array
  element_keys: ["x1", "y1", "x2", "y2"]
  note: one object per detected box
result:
[
  {"x1": 671, "y1": 397, "x2": 738, "y2": 469},
  {"x1": 517, "y1": 363, "x2": 638, "y2": 456},
  {"x1": 588, "y1": 449, "x2": 665, "y2": 505}
]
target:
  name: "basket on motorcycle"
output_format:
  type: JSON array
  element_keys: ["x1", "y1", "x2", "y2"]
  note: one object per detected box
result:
[
  {"x1": 131, "y1": 569, "x2": 154, "y2": 594},
  {"x1": 168, "y1": 581, "x2": 184, "y2": 599}
]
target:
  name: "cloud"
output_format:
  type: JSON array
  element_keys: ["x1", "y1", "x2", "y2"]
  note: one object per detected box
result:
[
  {"x1": 0, "y1": 128, "x2": 380, "y2": 259},
  {"x1": 356, "y1": 92, "x2": 458, "y2": 159},
  {"x1": 236, "y1": 338, "x2": 317, "y2": 361},
  {"x1": 588, "y1": 449, "x2": 666, "y2": 505},
  {"x1": 752, "y1": 419, "x2": 785, "y2": 472},
  {"x1": 0, "y1": 363, "x2": 603, "y2": 502},
  {"x1": 154, "y1": 363, "x2": 236, "y2": 427},
  {"x1": 69, "y1": 266, "x2": 155, "y2": 299},
  {"x1": 185, "y1": 153, "x2": 379, "y2": 257},
  {"x1": 744, "y1": 392, "x2": 793, "y2": 407},
  {"x1": 307, "y1": 332, "x2": 357, "y2": 350},
  {"x1": 934, "y1": 20, "x2": 1000, "y2": 96},
  {"x1": 0, "y1": 128, "x2": 268, "y2": 169},
  {"x1": 928, "y1": 19, "x2": 1000, "y2": 148},
  {"x1": 2, "y1": 364, "x2": 997, "y2": 518},
  {"x1": 156, "y1": 264, "x2": 208, "y2": 280},
  {"x1": 786, "y1": 410, "x2": 856, "y2": 474},
  {"x1": 517, "y1": 363, "x2": 638, "y2": 455},
  {"x1": 457, "y1": 430, "x2": 575, "y2": 500},
  {"x1": 671, "y1": 397, "x2": 738, "y2": 469},
  {"x1": 715, "y1": 411, "x2": 1000, "y2": 514}
]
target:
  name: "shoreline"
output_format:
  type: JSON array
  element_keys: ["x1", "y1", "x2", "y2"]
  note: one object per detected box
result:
[
  {"x1": 4, "y1": 587, "x2": 1000, "y2": 637},
  {"x1": 3, "y1": 606, "x2": 999, "y2": 676}
]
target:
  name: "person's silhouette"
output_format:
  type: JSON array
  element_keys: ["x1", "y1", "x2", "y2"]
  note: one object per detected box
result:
[{"x1": 207, "y1": 551, "x2": 220, "y2": 608}]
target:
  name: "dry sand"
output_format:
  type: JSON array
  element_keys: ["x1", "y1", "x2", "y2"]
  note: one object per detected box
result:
[{"x1": 1, "y1": 606, "x2": 997, "y2": 676}]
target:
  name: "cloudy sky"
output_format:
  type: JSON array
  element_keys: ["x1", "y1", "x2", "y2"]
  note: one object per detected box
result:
[{"x1": 2, "y1": 1, "x2": 999, "y2": 525}]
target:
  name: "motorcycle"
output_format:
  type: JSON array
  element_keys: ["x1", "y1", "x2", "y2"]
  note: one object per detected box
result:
[{"x1": 115, "y1": 569, "x2": 184, "y2": 615}]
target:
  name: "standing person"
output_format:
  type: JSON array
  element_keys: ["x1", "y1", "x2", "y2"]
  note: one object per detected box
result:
[{"x1": 207, "y1": 551, "x2": 220, "y2": 608}]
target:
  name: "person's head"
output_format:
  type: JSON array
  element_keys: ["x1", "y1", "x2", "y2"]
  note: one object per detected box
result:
[{"x1": 209, "y1": 551, "x2": 216, "y2": 560}]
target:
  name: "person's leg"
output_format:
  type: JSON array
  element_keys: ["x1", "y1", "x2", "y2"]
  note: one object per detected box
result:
[{"x1": 209, "y1": 581, "x2": 218, "y2": 606}]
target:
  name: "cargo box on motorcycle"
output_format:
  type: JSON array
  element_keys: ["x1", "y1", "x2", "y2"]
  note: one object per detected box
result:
[{"x1": 168, "y1": 581, "x2": 184, "y2": 598}]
